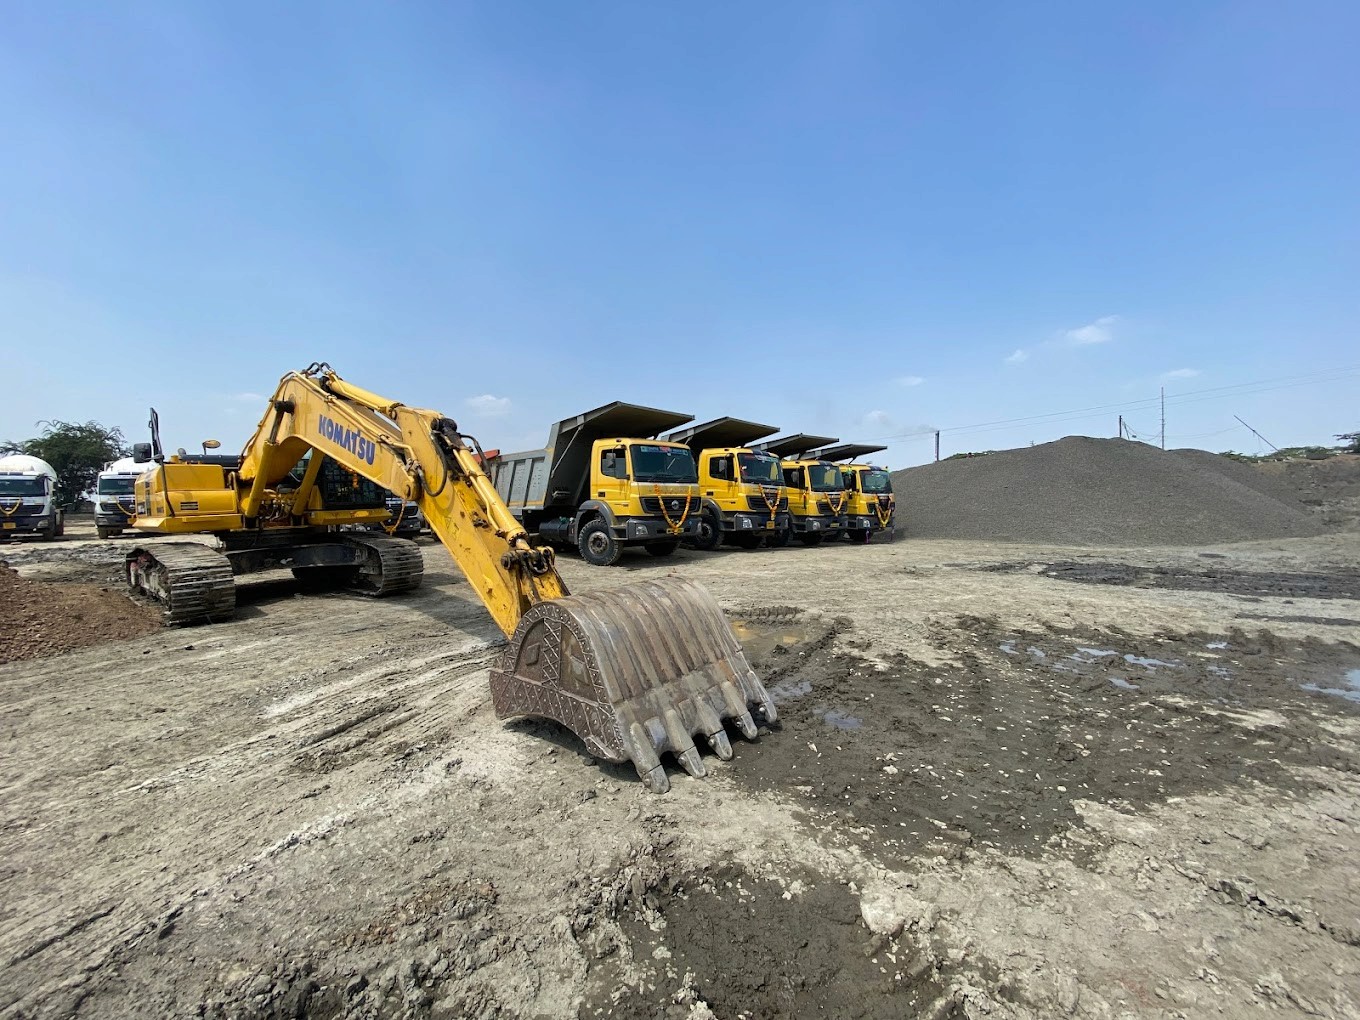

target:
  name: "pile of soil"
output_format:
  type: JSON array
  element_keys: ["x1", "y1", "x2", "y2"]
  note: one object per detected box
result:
[
  {"x1": 0, "y1": 563, "x2": 162, "y2": 664},
  {"x1": 892, "y1": 437, "x2": 1324, "y2": 546}
]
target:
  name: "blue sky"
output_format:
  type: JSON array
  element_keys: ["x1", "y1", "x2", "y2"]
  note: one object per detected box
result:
[{"x1": 2, "y1": 1, "x2": 1356, "y2": 466}]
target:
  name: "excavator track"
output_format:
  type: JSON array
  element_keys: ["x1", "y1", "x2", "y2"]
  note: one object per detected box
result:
[
  {"x1": 340, "y1": 533, "x2": 425, "y2": 596},
  {"x1": 126, "y1": 543, "x2": 236, "y2": 625}
]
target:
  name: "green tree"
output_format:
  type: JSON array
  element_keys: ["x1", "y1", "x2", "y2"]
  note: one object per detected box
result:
[
  {"x1": 2, "y1": 421, "x2": 129, "y2": 505},
  {"x1": 1337, "y1": 431, "x2": 1360, "y2": 454}
]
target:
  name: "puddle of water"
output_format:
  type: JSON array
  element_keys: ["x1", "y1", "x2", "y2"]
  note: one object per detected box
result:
[
  {"x1": 1124, "y1": 653, "x2": 1177, "y2": 669},
  {"x1": 1027, "y1": 646, "x2": 1047, "y2": 661},
  {"x1": 820, "y1": 708, "x2": 863, "y2": 730},
  {"x1": 1110, "y1": 677, "x2": 1141, "y2": 691},
  {"x1": 1300, "y1": 683, "x2": 1360, "y2": 704},
  {"x1": 1208, "y1": 664, "x2": 1233, "y2": 678},
  {"x1": 769, "y1": 678, "x2": 813, "y2": 703},
  {"x1": 1299, "y1": 668, "x2": 1360, "y2": 704},
  {"x1": 1076, "y1": 647, "x2": 1116, "y2": 658},
  {"x1": 999, "y1": 641, "x2": 1017, "y2": 655},
  {"x1": 1206, "y1": 641, "x2": 1230, "y2": 650}
]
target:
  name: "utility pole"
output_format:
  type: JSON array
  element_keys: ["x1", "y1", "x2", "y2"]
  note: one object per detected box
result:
[
  {"x1": 1118, "y1": 415, "x2": 1124, "y2": 439},
  {"x1": 934, "y1": 431, "x2": 940, "y2": 462},
  {"x1": 1234, "y1": 415, "x2": 1279, "y2": 452},
  {"x1": 1160, "y1": 388, "x2": 1165, "y2": 450}
]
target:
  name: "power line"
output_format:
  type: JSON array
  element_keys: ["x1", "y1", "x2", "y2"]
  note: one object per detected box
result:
[{"x1": 865, "y1": 365, "x2": 1360, "y2": 443}]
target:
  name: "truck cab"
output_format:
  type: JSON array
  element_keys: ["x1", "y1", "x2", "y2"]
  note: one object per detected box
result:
[
  {"x1": 815, "y1": 444, "x2": 896, "y2": 543},
  {"x1": 95, "y1": 456, "x2": 154, "y2": 538},
  {"x1": 488, "y1": 403, "x2": 703, "y2": 566},
  {"x1": 663, "y1": 417, "x2": 791, "y2": 551},
  {"x1": 0, "y1": 454, "x2": 64, "y2": 541},
  {"x1": 754, "y1": 435, "x2": 847, "y2": 546}
]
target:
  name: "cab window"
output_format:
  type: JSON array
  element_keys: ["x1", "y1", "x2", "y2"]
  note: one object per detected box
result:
[
  {"x1": 710, "y1": 455, "x2": 733, "y2": 480},
  {"x1": 600, "y1": 447, "x2": 626, "y2": 479}
]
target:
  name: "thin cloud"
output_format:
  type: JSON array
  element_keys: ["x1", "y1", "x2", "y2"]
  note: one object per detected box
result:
[
  {"x1": 895, "y1": 375, "x2": 925, "y2": 387},
  {"x1": 464, "y1": 394, "x2": 512, "y2": 416},
  {"x1": 859, "y1": 410, "x2": 935, "y2": 437},
  {"x1": 1063, "y1": 315, "x2": 1118, "y2": 346},
  {"x1": 1160, "y1": 368, "x2": 1199, "y2": 382},
  {"x1": 1004, "y1": 348, "x2": 1029, "y2": 364}
]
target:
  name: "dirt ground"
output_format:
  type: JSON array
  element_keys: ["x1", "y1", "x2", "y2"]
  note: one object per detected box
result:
[{"x1": 1, "y1": 518, "x2": 1358, "y2": 1019}]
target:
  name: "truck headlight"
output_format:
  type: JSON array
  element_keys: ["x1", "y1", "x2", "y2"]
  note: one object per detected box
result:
[
  {"x1": 740, "y1": 517, "x2": 752, "y2": 528},
  {"x1": 810, "y1": 520, "x2": 820, "y2": 529}
]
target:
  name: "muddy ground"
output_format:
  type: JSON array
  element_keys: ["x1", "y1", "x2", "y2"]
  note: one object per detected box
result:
[{"x1": 1, "y1": 520, "x2": 1358, "y2": 1019}]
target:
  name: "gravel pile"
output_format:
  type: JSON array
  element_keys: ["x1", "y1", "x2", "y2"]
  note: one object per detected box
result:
[
  {"x1": 892, "y1": 437, "x2": 1326, "y2": 546},
  {"x1": 1170, "y1": 448, "x2": 1308, "y2": 507}
]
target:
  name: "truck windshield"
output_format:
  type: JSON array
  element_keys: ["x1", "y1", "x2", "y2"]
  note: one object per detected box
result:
[
  {"x1": 807, "y1": 464, "x2": 845, "y2": 492},
  {"x1": 98, "y1": 477, "x2": 136, "y2": 495},
  {"x1": 0, "y1": 477, "x2": 46, "y2": 496},
  {"x1": 738, "y1": 454, "x2": 781, "y2": 484},
  {"x1": 631, "y1": 445, "x2": 697, "y2": 483},
  {"x1": 860, "y1": 470, "x2": 892, "y2": 493}
]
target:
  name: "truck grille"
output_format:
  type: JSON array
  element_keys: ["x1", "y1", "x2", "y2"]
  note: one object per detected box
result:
[
  {"x1": 745, "y1": 494, "x2": 788, "y2": 512},
  {"x1": 640, "y1": 495, "x2": 695, "y2": 514},
  {"x1": 817, "y1": 500, "x2": 836, "y2": 515},
  {"x1": 0, "y1": 501, "x2": 44, "y2": 518}
]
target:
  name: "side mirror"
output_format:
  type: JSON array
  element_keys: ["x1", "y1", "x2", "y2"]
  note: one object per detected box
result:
[{"x1": 132, "y1": 442, "x2": 153, "y2": 463}]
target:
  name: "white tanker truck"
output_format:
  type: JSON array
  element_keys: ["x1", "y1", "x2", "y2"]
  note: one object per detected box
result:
[
  {"x1": 0, "y1": 454, "x2": 64, "y2": 541},
  {"x1": 95, "y1": 455, "x2": 154, "y2": 539}
]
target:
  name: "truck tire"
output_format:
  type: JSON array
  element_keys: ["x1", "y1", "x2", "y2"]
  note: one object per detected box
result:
[
  {"x1": 796, "y1": 532, "x2": 823, "y2": 547},
  {"x1": 692, "y1": 509, "x2": 722, "y2": 552},
  {"x1": 579, "y1": 519, "x2": 623, "y2": 567},
  {"x1": 644, "y1": 540, "x2": 679, "y2": 557},
  {"x1": 97, "y1": 526, "x2": 111, "y2": 540}
]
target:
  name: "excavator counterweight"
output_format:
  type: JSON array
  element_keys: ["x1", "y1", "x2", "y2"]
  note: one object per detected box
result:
[{"x1": 125, "y1": 365, "x2": 776, "y2": 790}]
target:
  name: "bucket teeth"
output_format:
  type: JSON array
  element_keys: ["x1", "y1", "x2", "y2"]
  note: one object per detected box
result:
[
  {"x1": 489, "y1": 577, "x2": 775, "y2": 792},
  {"x1": 707, "y1": 729, "x2": 733, "y2": 761}
]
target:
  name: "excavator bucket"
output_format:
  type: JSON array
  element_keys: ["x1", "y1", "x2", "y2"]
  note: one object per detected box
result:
[{"x1": 490, "y1": 577, "x2": 777, "y2": 792}]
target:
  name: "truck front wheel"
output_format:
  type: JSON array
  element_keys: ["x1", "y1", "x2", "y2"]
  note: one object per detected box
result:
[
  {"x1": 97, "y1": 526, "x2": 111, "y2": 540},
  {"x1": 578, "y1": 519, "x2": 623, "y2": 567},
  {"x1": 692, "y1": 509, "x2": 722, "y2": 552}
]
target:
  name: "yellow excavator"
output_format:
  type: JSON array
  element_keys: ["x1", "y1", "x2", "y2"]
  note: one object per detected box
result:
[{"x1": 126, "y1": 363, "x2": 777, "y2": 792}]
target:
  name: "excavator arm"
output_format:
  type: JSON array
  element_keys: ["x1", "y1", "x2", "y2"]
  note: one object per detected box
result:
[
  {"x1": 235, "y1": 364, "x2": 565, "y2": 636},
  {"x1": 209, "y1": 364, "x2": 778, "y2": 792}
]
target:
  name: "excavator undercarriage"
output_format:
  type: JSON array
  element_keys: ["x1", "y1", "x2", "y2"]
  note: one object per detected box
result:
[{"x1": 124, "y1": 365, "x2": 777, "y2": 790}]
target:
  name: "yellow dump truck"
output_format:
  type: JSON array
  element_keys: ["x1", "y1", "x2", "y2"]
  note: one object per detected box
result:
[
  {"x1": 662, "y1": 417, "x2": 791, "y2": 551},
  {"x1": 815, "y1": 443, "x2": 897, "y2": 543},
  {"x1": 754, "y1": 434, "x2": 847, "y2": 546},
  {"x1": 485, "y1": 401, "x2": 703, "y2": 565}
]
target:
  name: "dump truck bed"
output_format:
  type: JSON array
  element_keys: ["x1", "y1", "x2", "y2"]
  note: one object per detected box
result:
[{"x1": 663, "y1": 417, "x2": 779, "y2": 453}]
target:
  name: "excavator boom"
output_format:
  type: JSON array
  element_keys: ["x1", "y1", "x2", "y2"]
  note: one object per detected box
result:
[{"x1": 127, "y1": 364, "x2": 776, "y2": 791}]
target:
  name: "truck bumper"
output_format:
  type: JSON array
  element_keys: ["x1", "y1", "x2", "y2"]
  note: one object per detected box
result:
[
  {"x1": 790, "y1": 514, "x2": 844, "y2": 534},
  {"x1": 617, "y1": 517, "x2": 700, "y2": 542},
  {"x1": 725, "y1": 511, "x2": 789, "y2": 534},
  {"x1": 96, "y1": 513, "x2": 130, "y2": 528},
  {"x1": 0, "y1": 516, "x2": 50, "y2": 536},
  {"x1": 847, "y1": 514, "x2": 892, "y2": 532}
]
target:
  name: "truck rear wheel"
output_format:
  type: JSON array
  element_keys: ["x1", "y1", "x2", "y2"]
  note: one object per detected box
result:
[{"x1": 579, "y1": 519, "x2": 623, "y2": 566}]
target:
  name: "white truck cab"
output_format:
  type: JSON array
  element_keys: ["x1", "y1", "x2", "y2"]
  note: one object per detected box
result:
[
  {"x1": 95, "y1": 456, "x2": 154, "y2": 539},
  {"x1": 0, "y1": 454, "x2": 64, "y2": 541}
]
